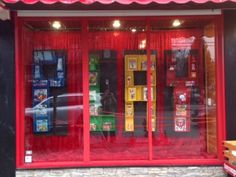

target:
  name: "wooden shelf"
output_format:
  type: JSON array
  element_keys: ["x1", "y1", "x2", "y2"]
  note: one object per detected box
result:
[{"x1": 223, "y1": 140, "x2": 236, "y2": 176}]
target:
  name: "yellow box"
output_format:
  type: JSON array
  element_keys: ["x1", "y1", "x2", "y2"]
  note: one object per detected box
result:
[
  {"x1": 126, "y1": 86, "x2": 142, "y2": 101},
  {"x1": 139, "y1": 55, "x2": 156, "y2": 71},
  {"x1": 127, "y1": 87, "x2": 137, "y2": 101},
  {"x1": 141, "y1": 86, "x2": 156, "y2": 101},
  {"x1": 125, "y1": 55, "x2": 139, "y2": 71},
  {"x1": 151, "y1": 55, "x2": 156, "y2": 71},
  {"x1": 125, "y1": 72, "x2": 134, "y2": 87},
  {"x1": 125, "y1": 102, "x2": 134, "y2": 117},
  {"x1": 142, "y1": 86, "x2": 148, "y2": 101},
  {"x1": 139, "y1": 55, "x2": 147, "y2": 71},
  {"x1": 125, "y1": 116, "x2": 134, "y2": 131}
]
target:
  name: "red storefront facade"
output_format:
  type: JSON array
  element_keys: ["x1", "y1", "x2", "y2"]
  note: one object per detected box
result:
[{"x1": 2, "y1": 0, "x2": 233, "y2": 172}]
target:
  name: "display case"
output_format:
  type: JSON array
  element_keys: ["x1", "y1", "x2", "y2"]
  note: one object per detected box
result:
[
  {"x1": 124, "y1": 53, "x2": 157, "y2": 132},
  {"x1": 89, "y1": 51, "x2": 117, "y2": 133},
  {"x1": 31, "y1": 50, "x2": 67, "y2": 135},
  {"x1": 16, "y1": 16, "x2": 222, "y2": 168},
  {"x1": 165, "y1": 49, "x2": 199, "y2": 87}
]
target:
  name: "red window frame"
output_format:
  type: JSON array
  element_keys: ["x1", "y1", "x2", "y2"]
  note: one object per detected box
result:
[{"x1": 15, "y1": 15, "x2": 225, "y2": 169}]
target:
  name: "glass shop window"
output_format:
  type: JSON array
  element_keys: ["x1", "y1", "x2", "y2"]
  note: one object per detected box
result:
[
  {"x1": 19, "y1": 16, "x2": 219, "y2": 166},
  {"x1": 23, "y1": 20, "x2": 84, "y2": 163},
  {"x1": 88, "y1": 19, "x2": 151, "y2": 160},
  {"x1": 87, "y1": 17, "x2": 218, "y2": 160},
  {"x1": 150, "y1": 18, "x2": 217, "y2": 159}
]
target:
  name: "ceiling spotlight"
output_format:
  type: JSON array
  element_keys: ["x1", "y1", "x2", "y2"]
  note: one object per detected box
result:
[
  {"x1": 52, "y1": 21, "x2": 61, "y2": 30},
  {"x1": 131, "y1": 28, "x2": 137, "y2": 33},
  {"x1": 113, "y1": 20, "x2": 121, "y2": 29},
  {"x1": 172, "y1": 19, "x2": 181, "y2": 27}
]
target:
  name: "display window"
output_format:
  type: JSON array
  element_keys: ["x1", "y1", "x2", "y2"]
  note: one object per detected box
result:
[{"x1": 16, "y1": 15, "x2": 224, "y2": 168}]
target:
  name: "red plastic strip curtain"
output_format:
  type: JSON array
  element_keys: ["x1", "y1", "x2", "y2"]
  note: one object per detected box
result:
[{"x1": 2, "y1": 0, "x2": 233, "y2": 4}]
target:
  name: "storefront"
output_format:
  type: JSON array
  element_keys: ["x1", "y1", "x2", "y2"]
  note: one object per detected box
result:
[
  {"x1": 12, "y1": 11, "x2": 225, "y2": 168},
  {"x1": 2, "y1": 0, "x2": 236, "y2": 176}
]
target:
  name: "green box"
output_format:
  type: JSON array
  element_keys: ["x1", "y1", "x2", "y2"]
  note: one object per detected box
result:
[
  {"x1": 89, "y1": 86, "x2": 100, "y2": 102},
  {"x1": 90, "y1": 115, "x2": 116, "y2": 132},
  {"x1": 89, "y1": 54, "x2": 99, "y2": 71},
  {"x1": 90, "y1": 116, "x2": 102, "y2": 132},
  {"x1": 101, "y1": 115, "x2": 116, "y2": 132}
]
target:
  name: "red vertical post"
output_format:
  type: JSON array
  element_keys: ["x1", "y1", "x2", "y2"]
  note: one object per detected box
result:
[
  {"x1": 15, "y1": 15, "x2": 25, "y2": 168},
  {"x1": 146, "y1": 18, "x2": 153, "y2": 161},
  {"x1": 215, "y1": 15, "x2": 225, "y2": 161},
  {"x1": 81, "y1": 20, "x2": 90, "y2": 163}
]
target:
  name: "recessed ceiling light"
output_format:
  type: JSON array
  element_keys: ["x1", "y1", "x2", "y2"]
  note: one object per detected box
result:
[
  {"x1": 131, "y1": 28, "x2": 136, "y2": 33},
  {"x1": 52, "y1": 21, "x2": 61, "y2": 30},
  {"x1": 172, "y1": 19, "x2": 181, "y2": 27},
  {"x1": 113, "y1": 20, "x2": 121, "y2": 28}
]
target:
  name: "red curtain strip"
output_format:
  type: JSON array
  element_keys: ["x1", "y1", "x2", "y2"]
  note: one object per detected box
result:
[
  {"x1": 3, "y1": 0, "x2": 235, "y2": 5},
  {"x1": 22, "y1": 27, "x2": 206, "y2": 162}
]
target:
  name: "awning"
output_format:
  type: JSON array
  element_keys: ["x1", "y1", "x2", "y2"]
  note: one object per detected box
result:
[{"x1": 2, "y1": 0, "x2": 235, "y2": 5}]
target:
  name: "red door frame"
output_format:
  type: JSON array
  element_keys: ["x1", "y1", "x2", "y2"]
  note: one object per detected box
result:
[{"x1": 15, "y1": 14, "x2": 225, "y2": 169}]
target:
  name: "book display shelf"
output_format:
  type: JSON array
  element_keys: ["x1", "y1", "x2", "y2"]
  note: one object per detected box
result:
[{"x1": 124, "y1": 53, "x2": 157, "y2": 132}]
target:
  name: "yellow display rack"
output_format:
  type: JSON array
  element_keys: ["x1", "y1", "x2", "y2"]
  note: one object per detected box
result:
[{"x1": 124, "y1": 54, "x2": 157, "y2": 132}]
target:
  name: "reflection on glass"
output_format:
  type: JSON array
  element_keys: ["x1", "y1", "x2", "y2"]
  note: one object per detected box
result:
[
  {"x1": 88, "y1": 19, "x2": 150, "y2": 161},
  {"x1": 23, "y1": 21, "x2": 83, "y2": 163},
  {"x1": 21, "y1": 17, "x2": 218, "y2": 165},
  {"x1": 151, "y1": 18, "x2": 217, "y2": 159}
]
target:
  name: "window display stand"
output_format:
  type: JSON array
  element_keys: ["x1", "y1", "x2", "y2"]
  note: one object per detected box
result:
[
  {"x1": 89, "y1": 50, "x2": 117, "y2": 133},
  {"x1": 32, "y1": 50, "x2": 67, "y2": 135},
  {"x1": 165, "y1": 49, "x2": 199, "y2": 133},
  {"x1": 124, "y1": 51, "x2": 157, "y2": 133}
]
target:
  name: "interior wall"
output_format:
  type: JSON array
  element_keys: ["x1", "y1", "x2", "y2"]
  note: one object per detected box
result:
[
  {"x1": 224, "y1": 10, "x2": 236, "y2": 141},
  {"x1": 204, "y1": 23, "x2": 217, "y2": 155},
  {"x1": 0, "y1": 19, "x2": 16, "y2": 177}
]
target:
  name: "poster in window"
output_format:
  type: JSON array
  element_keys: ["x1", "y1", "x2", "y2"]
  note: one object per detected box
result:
[
  {"x1": 89, "y1": 90, "x2": 97, "y2": 102},
  {"x1": 151, "y1": 61, "x2": 156, "y2": 70},
  {"x1": 90, "y1": 104, "x2": 95, "y2": 115},
  {"x1": 34, "y1": 51, "x2": 44, "y2": 63},
  {"x1": 35, "y1": 104, "x2": 48, "y2": 116},
  {"x1": 125, "y1": 102, "x2": 134, "y2": 117},
  {"x1": 89, "y1": 72, "x2": 98, "y2": 86},
  {"x1": 33, "y1": 89, "x2": 47, "y2": 103},
  {"x1": 141, "y1": 60, "x2": 147, "y2": 70},
  {"x1": 125, "y1": 117, "x2": 134, "y2": 131},
  {"x1": 174, "y1": 117, "x2": 187, "y2": 132},
  {"x1": 143, "y1": 87, "x2": 154, "y2": 101},
  {"x1": 127, "y1": 57, "x2": 138, "y2": 71},
  {"x1": 143, "y1": 87, "x2": 148, "y2": 101},
  {"x1": 127, "y1": 87, "x2": 137, "y2": 101},
  {"x1": 34, "y1": 65, "x2": 41, "y2": 79},
  {"x1": 90, "y1": 104, "x2": 100, "y2": 116},
  {"x1": 90, "y1": 123, "x2": 97, "y2": 131},
  {"x1": 102, "y1": 122, "x2": 112, "y2": 131},
  {"x1": 176, "y1": 104, "x2": 187, "y2": 116},
  {"x1": 43, "y1": 51, "x2": 54, "y2": 62},
  {"x1": 36, "y1": 119, "x2": 49, "y2": 132},
  {"x1": 126, "y1": 73, "x2": 133, "y2": 86}
]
